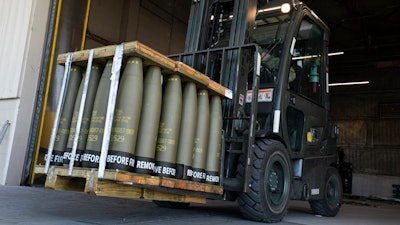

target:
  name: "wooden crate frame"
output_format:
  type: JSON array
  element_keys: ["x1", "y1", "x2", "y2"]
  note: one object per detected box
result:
[
  {"x1": 57, "y1": 41, "x2": 232, "y2": 99},
  {"x1": 35, "y1": 165, "x2": 223, "y2": 204},
  {"x1": 40, "y1": 41, "x2": 228, "y2": 203}
]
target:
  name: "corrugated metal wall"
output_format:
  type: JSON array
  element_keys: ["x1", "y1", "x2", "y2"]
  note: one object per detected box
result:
[{"x1": 332, "y1": 92, "x2": 400, "y2": 177}]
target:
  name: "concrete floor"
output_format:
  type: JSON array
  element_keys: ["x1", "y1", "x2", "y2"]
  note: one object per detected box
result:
[{"x1": 0, "y1": 186, "x2": 399, "y2": 225}]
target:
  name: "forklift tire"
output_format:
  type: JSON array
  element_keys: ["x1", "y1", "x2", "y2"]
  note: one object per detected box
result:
[
  {"x1": 153, "y1": 200, "x2": 190, "y2": 209},
  {"x1": 309, "y1": 168, "x2": 342, "y2": 217},
  {"x1": 237, "y1": 139, "x2": 292, "y2": 223}
]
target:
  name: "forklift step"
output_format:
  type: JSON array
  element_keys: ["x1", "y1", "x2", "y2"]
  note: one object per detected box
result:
[
  {"x1": 222, "y1": 178, "x2": 243, "y2": 191},
  {"x1": 224, "y1": 137, "x2": 245, "y2": 143},
  {"x1": 227, "y1": 149, "x2": 243, "y2": 154}
]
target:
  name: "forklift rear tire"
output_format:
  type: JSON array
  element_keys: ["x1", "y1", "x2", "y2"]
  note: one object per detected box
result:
[
  {"x1": 309, "y1": 168, "x2": 342, "y2": 217},
  {"x1": 153, "y1": 200, "x2": 190, "y2": 209},
  {"x1": 237, "y1": 139, "x2": 292, "y2": 223}
]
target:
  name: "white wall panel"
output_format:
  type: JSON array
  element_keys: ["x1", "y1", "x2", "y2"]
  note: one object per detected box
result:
[
  {"x1": 0, "y1": 0, "x2": 34, "y2": 99},
  {"x1": 0, "y1": 0, "x2": 50, "y2": 185},
  {"x1": 352, "y1": 173, "x2": 399, "y2": 198},
  {"x1": 0, "y1": 100, "x2": 19, "y2": 185}
]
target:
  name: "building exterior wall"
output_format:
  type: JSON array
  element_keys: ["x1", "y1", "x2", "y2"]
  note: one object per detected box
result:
[{"x1": 0, "y1": 0, "x2": 50, "y2": 185}]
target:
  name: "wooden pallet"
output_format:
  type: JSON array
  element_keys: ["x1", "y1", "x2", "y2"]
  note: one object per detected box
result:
[
  {"x1": 57, "y1": 41, "x2": 232, "y2": 99},
  {"x1": 35, "y1": 165, "x2": 223, "y2": 204}
]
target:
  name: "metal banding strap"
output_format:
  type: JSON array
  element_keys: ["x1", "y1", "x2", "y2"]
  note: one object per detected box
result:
[
  {"x1": 68, "y1": 49, "x2": 95, "y2": 175},
  {"x1": 98, "y1": 44, "x2": 124, "y2": 178},
  {"x1": 45, "y1": 53, "x2": 73, "y2": 173}
]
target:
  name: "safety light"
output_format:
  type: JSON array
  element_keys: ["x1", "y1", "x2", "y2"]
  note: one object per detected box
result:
[
  {"x1": 281, "y1": 3, "x2": 291, "y2": 13},
  {"x1": 258, "y1": 3, "x2": 292, "y2": 14}
]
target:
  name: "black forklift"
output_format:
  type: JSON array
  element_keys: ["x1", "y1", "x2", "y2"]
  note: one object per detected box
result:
[{"x1": 171, "y1": 0, "x2": 342, "y2": 222}]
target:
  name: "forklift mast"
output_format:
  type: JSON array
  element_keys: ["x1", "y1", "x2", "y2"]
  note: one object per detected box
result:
[
  {"x1": 178, "y1": 1, "x2": 261, "y2": 188},
  {"x1": 184, "y1": 0, "x2": 257, "y2": 50}
]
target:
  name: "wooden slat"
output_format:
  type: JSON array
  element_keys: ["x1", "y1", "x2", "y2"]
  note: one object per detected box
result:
[
  {"x1": 86, "y1": 180, "x2": 143, "y2": 199},
  {"x1": 174, "y1": 62, "x2": 209, "y2": 86},
  {"x1": 57, "y1": 41, "x2": 176, "y2": 72},
  {"x1": 113, "y1": 172, "x2": 223, "y2": 195},
  {"x1": 124, "y1": 42, "x2": 176, "y2": 71},
  {"x1": 175, "y1": 62, "x2": 232, "y2": 98},
  {"x1": 143, "y1": 189, "x2": 206, "y2": 204},
  {"x1": 44, "y1": 167, "x2": 86, "y2": 191},
  {"x1": 34, "y1": 164, "x2": 46, "y2": 174},
  {"x1": 208, "y1": 80, "x2": 233, "y2": 99},
  {"x1": 115, "y1": 172, "x2": 161, "y2": 186},
  {"x1": 160, "y1": 177, "x2": 224, "y2": 195}
]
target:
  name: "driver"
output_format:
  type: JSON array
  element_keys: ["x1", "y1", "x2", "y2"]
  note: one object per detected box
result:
[{"x1": 261, "y1": 51, "x2": 296, "y2": 84}]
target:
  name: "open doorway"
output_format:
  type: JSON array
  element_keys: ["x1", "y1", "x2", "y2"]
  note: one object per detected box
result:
[{"x1": 28, "y1": 0, "x2": 190, "y2": 184}]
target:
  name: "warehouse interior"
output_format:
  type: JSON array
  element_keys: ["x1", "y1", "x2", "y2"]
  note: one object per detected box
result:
[
  {"x1": 26, "y1": 0, "x2": 400, "y2": 200},
  {"x1": 305, "y1": 0, "x2": 400, "y2": 198}
]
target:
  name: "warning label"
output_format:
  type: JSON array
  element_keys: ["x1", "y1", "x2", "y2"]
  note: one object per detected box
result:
[{"x1": 246, "y1": 88, "x2": 273, "y2": 103}]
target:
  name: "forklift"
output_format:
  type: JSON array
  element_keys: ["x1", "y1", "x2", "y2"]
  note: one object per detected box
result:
[
  {"x1": 170, "y1": 0, "x2": 342, "y2": 222},
  {"x1": 38, "y1": 0, "x2": 342, "y2": 223}
]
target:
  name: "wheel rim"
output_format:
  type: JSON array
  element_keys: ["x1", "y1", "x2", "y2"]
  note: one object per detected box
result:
[
  {"x1": 265, "y1": 152, "x2": 289, "y2": 212},
  {"x1": 326, "y1": 176, "x2": 340, "y2": 206}
]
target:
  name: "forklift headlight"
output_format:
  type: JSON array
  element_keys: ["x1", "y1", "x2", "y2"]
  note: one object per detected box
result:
[
  {"x1": 258, "y1": 3, "x2": 292, "y2": 14},
  {"x1": 281, "y1": 3, "x2": 291, "y2": 13}
]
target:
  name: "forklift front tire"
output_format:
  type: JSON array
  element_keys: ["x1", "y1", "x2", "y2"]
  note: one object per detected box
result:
[{"x1": 237, "y1": 139, "x2": 292, "y2": 223}]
